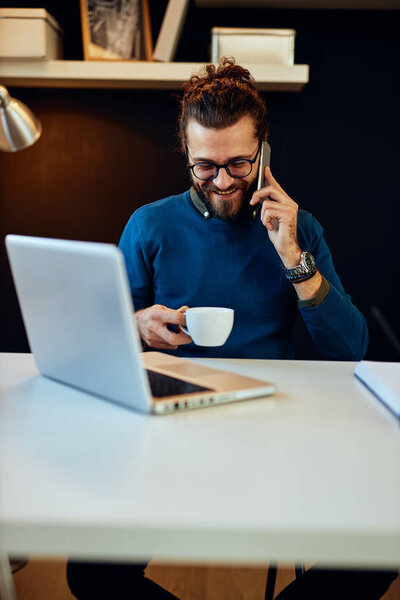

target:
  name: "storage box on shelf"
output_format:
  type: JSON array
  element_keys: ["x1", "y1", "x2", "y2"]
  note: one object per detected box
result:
[
  {"x1": 211, "y1": 28, "x2": 296, "y2": 66},
  {"x1": 0, "y1": 8, "x2": 63, "y2": 60}
]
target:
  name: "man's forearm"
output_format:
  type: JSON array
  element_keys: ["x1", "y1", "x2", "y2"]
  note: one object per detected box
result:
[{"x1": 293, "y1": 270, "x2": 323, "y2": 301}]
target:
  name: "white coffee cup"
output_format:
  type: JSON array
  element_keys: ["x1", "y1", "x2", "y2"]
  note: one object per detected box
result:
[{"x1": 180, "y1": 307, "x2": 234, "y2": 347}]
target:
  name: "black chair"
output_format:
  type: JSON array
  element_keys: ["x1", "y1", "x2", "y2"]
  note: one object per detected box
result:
[{"x1": 265, "y1": 563, "x2": 305, "y2": 600}]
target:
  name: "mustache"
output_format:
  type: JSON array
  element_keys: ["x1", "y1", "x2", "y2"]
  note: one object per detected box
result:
[{"x1": 200, "y1": 180, "x2": 248, "y2": 194}]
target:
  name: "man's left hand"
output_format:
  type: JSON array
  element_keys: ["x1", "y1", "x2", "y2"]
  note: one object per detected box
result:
[{"x1": 250, "y1": 166, "x2": 301, "y2": 268}]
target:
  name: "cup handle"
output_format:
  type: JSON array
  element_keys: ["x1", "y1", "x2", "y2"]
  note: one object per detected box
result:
[{"x1": 180, "y1": 325, "x2": 189, "y2": 335}]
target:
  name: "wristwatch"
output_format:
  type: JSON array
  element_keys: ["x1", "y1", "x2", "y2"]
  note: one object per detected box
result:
[{"x1": 282, "y1": 251, "x2": 317, "y2": 283}]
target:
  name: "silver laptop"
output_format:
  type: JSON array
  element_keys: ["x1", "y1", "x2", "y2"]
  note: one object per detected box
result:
[{"x1": 5, "y1": 235, "x2": 275, "y2": 414}]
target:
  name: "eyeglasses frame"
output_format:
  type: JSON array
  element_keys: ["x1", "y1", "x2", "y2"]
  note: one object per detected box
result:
[{"x1": 187, "y1": 142, "x2": 262, "y2": 181}]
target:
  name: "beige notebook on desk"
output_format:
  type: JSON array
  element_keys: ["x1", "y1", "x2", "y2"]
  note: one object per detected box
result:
[{"x1": 355, "y1": 361, "x2": 400, "y2": 421}]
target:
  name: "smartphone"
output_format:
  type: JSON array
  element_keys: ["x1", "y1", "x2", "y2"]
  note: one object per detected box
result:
[{"x1": 257, "y1": 141, "x2": 271, "y2": 190}]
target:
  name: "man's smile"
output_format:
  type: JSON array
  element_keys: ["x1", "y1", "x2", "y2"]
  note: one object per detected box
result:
[{"x1": 213, "y1": 188, "x2": 238, "y2": 197}]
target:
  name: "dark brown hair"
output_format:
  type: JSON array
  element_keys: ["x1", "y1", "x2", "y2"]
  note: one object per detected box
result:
[{"x1": 178, "y1": 57, "x2": 269, "y2": 153}]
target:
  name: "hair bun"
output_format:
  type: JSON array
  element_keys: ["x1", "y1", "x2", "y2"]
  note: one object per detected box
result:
[
  {"x1": 215, "y1": 58, "x2": 253, "y2": 84},
  {"x1": 183, "y1": 58, "x2": 255, "y2": 95}
]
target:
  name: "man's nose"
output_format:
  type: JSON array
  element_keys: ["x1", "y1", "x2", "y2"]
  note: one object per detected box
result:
[{"x1": 213, "y1": 167, "x2": 235, "y2": 190}]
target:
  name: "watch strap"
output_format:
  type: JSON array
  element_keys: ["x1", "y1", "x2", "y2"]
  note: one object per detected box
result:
[{"x1": 285, "y1": 270, "x2": 316, "y2": 283}]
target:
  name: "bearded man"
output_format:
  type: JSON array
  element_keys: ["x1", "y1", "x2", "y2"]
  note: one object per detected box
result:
[{"x1": 118, "y1": 59, "x2": 367, "y2": 361}]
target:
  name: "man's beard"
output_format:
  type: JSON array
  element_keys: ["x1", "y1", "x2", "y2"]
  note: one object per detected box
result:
[{"x1": 193, "y1": 177, "x2": 258, "y2": 222}]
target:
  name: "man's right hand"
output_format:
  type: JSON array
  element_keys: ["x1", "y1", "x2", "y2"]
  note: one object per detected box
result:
[{"x1": 135, "y1": 305, "x2": 192, "y2": 350}]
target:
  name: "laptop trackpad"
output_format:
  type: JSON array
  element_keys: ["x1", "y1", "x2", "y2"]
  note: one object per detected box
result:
[{"x1": 160, "y1": 362, "x2": 218, "y2": 380}]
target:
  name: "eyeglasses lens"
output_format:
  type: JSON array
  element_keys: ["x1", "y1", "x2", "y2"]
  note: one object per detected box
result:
[{"x1": 193, "y1": 159, "x2": 252, "y2": 181}]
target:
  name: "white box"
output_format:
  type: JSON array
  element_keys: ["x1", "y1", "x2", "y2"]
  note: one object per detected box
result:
[
  {"x1": 0, "y1": 8, "x2": 63, "y2": 60},
  {"x1": 211, "y1": 27, "x2": 295, "y2": 66}
]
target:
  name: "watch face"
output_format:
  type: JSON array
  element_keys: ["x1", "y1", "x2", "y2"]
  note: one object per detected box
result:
[{"x1": 304, "y1": 252, "x2": 315, "y2": 270}]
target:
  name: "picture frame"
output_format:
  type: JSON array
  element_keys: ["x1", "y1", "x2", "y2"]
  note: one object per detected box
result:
[{"x1": 80, "y1": 0, "x2": 152, "y2": 61}]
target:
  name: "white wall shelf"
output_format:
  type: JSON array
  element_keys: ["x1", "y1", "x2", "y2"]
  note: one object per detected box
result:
[{"x1": 0, "y1": 60, "x2": 309, "y2": 91}]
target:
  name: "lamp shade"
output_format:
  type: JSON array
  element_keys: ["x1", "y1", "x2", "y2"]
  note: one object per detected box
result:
[{"x1": 0, "y1": 85, "x2": 42, "y2": 152}]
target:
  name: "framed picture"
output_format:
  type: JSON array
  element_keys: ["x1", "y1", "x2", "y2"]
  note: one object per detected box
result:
[{"x1": 80, "y1": 0, "x2": 152, "y2": 61}]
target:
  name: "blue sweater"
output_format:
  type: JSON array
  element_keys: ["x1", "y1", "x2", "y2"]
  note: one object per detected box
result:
[{"x1": 119, "y1": 190, "x2": 368, "y2": 360}]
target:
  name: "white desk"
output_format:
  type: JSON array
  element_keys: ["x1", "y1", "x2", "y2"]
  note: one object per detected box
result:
[{"x1": 0, "y1": 353, "x2": 399, "y2": 570}]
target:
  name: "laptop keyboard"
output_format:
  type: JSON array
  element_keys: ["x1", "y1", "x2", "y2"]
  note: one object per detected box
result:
[{"x1": 146, "y1": 369, "x2": 212, "y2": 398}]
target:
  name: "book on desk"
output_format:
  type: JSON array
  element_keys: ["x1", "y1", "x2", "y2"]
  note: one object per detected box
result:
[{"x1": 355, "y1": 360, "x2": 400, "y2": 421}]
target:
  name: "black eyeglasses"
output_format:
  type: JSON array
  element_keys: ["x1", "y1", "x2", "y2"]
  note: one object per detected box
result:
[{"x1": 187, "y1": 143, "x2": 261, "y2": 181}]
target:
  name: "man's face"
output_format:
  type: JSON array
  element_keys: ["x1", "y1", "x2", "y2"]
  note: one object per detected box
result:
[{"x1": 186, "y1": 115, "x2": 261, "y2": 221}]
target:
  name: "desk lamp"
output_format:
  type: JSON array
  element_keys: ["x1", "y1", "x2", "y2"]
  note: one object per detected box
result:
[{"x1": 0, "y1": 85, "x2": 42, "y2": 151}]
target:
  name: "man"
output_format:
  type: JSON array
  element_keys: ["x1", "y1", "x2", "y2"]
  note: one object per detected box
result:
[
  {"x1": 67, "y1": 60, "x2": 397, "y2": 599},
  {"x1": 118, "y1": 60, "x2": 368, "y2": 361}
]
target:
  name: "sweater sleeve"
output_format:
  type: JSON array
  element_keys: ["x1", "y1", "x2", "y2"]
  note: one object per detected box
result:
[
  {"x1": 298, "y1": 214, "x2": 369, "y2": 361},
  {"x1": 118, "y1": 212, "x2": 154, "y2": 312}
]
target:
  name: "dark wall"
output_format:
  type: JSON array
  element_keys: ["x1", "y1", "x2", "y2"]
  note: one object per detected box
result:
[{"x1": 1, "y1": 2, "x2": 399, "y2": 360}]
